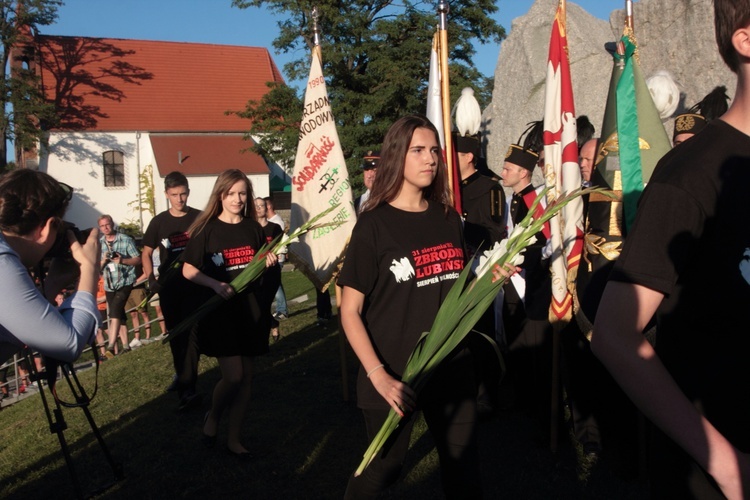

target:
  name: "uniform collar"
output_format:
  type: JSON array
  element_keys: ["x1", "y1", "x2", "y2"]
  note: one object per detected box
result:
[
  {"x1": 460, "y1": 170, "x2": 481, "y2": 186},
  {"x1": 513, "y1": 182, "x2": 535, "y2": 197}
]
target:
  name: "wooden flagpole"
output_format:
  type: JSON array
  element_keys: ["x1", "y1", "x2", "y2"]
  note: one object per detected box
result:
[
  {"x1": 549, "y1": 0, "x2": 565, "y2": 454},
  {"x1": 437, "y1": 1, "x2": 454, "y2": 205},
  {"x1": 310, "y1": 5, "x2": 349, "y2": 401}
]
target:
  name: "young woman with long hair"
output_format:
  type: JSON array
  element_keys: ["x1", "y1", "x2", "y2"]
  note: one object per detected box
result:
[
  {"x1": 182, "y1": 169, "x2": 277, "y2": 457},
  {"x1": 338, "y1": 115, "x2": 482, "y2": 498}
]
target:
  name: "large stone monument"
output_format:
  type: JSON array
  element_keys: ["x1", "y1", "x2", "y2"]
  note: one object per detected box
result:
[{"x1": 484, "y1": 0, "x2": 734, "y2": 174}]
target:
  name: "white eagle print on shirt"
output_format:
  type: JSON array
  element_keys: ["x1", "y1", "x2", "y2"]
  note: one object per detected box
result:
[
  {"x1": 211, "y1": 252, "x2": 224, "y2": 267},
  {"x1": 389, "y1": 257, "x2": 415, "y2": 283},
  {"x1": 161, "y1": 237, "x2": 171, "y2": 249},
  {"x1": 740, "y1": 248, "x2": 750, "y2": 286}
]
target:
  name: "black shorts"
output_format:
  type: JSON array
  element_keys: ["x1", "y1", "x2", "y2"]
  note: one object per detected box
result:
[{"x1": 105, "y1": 285, "x2": 132, "y2": 321}]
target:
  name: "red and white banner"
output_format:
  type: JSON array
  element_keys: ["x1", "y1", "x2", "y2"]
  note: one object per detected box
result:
[
  {"x1": 543, "y1": 0, "x2": 584, "y2": 321},
  {"x1": 289, "y1": 50, "x2": 356, "y2": 290}
]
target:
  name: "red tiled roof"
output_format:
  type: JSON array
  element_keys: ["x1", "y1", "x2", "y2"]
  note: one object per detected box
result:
[
  {"x1": 35, "y1": 35, "x2": 285, "y2": 132},
  {"x1": 149, "y1": 134, "x2": 268, "y2": 176}
]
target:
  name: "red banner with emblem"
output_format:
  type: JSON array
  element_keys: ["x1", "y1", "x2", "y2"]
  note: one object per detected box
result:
[{"x1": 542, "y1": 0, "x2": 584, "y2": 321}]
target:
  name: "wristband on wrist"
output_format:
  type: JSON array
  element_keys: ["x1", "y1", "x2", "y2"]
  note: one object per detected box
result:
[{"x1": 366, "y1": 363, "x2": 384, "y2": 378}]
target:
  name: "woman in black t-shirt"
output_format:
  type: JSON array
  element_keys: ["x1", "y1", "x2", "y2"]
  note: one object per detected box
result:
[
  {"x1": 339, "y1": 115, "x2": 481, "y2": 498},
  {"x1": 182, "y1": 169, "x2": 277, "y2": 457}
]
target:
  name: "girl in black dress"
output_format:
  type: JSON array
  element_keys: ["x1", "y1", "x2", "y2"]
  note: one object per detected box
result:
[{"x1": 182, "y1": 169, "x2": 277, "y2": 457}]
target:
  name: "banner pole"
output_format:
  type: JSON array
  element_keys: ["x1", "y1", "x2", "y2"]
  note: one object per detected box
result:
[
  {"x1": 307, "y1": 4, "x2": 349, "y2": 400},
  {"x1": 437, "y1": 1, "x2": 454, "y2": 205}
]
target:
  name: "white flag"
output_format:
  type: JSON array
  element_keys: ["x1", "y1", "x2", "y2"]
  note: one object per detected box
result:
[
  {"x1": 289, "y1": 50, "x2": 356, "y2": 290},
  {"x1": 426, "y1": 33, "x2": 445, "y2": 149}
]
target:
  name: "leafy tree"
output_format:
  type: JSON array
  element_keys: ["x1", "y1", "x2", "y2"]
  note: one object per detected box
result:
[
  {"x1": 233, "y1": 81, "x2": 302, "y2": 175},
  {"x1": 232, "y1": 0, "x2": 504, "y2": 189},
  {"x1": 0, "y1": 0, "x2": 62, "y2": 169}
]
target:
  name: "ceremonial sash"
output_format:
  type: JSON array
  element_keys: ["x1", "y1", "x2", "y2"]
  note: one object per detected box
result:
[{"x1": 522, "y1": 189, "x2": 552, "y2": 240}]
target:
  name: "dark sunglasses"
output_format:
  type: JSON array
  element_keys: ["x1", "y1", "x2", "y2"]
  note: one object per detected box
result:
[{"x1": 59, "y1": 182, "x2": 73, "y2": 203}]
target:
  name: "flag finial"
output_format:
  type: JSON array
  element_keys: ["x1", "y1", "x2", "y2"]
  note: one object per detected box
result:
[
  {"x1": 311, "y1": 6, "x2": 321, "y2": 47},
  {"x1": 437, "y1": 1, "x2": 449, "y2": 30},
  {"x1": 625, "y1": 0, "x2": 634, "y2": 32}
]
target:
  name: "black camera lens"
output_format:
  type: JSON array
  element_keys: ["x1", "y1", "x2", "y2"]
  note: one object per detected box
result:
[{"x1": 45, "y1": 221, "x2": 91, "y2": 260}]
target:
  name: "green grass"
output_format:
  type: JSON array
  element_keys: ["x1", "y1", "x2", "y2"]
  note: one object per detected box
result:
[
  {"x1": 281, "y1": 268, "x2": 320, "y2": 303},
  {"x1": 0, "y1": 271, "x2": 647, "y2": 499}
]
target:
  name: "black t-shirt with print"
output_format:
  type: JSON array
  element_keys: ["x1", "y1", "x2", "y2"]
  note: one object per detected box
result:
[
  {"x1": 183, "y1": 217, "x2": 265, "y2": 283},
  {"x1": 142, "y1": 208, "x2": 201, "y2": 320},
  {"x1": 610, "y1": 119, "x2": 750, "y2": 494},
  {"x1": 143, "y1": 207, "x2": 200, "y2": 275},
  {"x1": 182, "y1": 217, "x2": 268, "y2": 357},
  {"x1": 338, "y1": 201, "x2": 467, "y2": 409}
]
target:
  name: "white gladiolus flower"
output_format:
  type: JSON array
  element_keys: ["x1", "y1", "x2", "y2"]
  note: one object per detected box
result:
[
  {"x1": 474, "y1": 231, "x2": 535, "y2": 280},
  {"x1": 277, "y1": 233, "x2": 300, "y2": 250},
  {"x1": 474, "y1": 241, "x2": 506, "y2": 280}
]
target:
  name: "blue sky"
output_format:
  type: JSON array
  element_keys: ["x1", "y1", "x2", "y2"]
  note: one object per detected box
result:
[{"x1": 43, "y1": 0, "x2": 627, "y2": 88}]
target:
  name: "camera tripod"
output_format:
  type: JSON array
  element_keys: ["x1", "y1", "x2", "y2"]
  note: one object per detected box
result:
[{"x1": 23, "y1": 348, "x2": 124, "y2": 499}]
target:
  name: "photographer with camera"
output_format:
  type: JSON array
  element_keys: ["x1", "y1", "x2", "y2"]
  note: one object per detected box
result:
[
  {"x1": 98, "y1": 214, "x2": 140, "y2": 358},
  {"x1": 0, "y1": 169, "x2": 100, "y2": 365}
]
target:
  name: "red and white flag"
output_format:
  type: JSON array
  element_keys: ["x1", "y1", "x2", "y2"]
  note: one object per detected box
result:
[
  {"x1": 289, "y1": 50, "x2": 356, "y2": 290},
  {"x1": 543, "y1": 0, "x2": 584, "y2": 321}
]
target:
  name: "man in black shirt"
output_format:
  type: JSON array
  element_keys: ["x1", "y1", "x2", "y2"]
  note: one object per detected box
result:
[
  {"x1": 142, "y1": 172, "x2": 201, "y2": 411},
  {"x1": 592, "y1": 2, "x2": 750, "y2": 497}
]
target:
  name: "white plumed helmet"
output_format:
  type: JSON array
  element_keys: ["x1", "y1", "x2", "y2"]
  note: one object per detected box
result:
[
  {"x1": 646, "y1": 70, "x2": 681, "y2": 120},
  {"x1": 453, "y1": 87, "x2": 482, "y2": 137}
]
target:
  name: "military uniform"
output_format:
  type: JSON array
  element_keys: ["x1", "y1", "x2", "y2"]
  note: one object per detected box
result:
[
  {"x1": 502, "y1": 182, "x2": 553, "y2": 421},
  {"x1": 460, "y1": 171, "x2": 506, "y2": 258}
]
